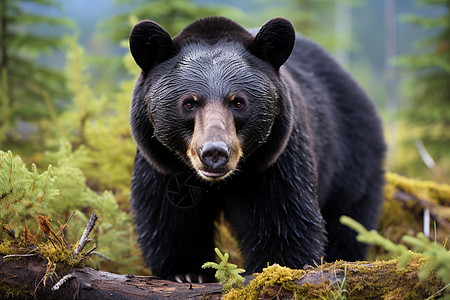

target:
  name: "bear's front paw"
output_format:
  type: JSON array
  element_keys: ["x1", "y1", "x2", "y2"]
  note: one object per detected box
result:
[{"x1": 174, "y1": 273, "x2": 208, "y2": 283}]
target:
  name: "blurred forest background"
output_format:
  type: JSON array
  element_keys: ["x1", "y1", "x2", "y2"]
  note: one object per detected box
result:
[{"x1": 0, "y1": 0, "x2": 449, "y2": 275}]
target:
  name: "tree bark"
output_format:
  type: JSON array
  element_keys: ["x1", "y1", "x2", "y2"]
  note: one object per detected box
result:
[{"x1": 0, "y1": 254, "x2": 223, "y2": 299}]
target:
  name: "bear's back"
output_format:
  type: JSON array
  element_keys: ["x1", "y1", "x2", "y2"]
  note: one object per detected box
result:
[{"x1": 282, "y1": 35, "x2": 385, "y2": 207}]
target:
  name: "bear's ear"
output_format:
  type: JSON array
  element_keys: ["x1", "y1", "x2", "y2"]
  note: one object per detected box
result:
[
  {"x1": 252, "y1": 18, "x2": 296, "y2": 71},
  {"x1": 129, "y1": 20, "x2": 174, "y2": 72}
]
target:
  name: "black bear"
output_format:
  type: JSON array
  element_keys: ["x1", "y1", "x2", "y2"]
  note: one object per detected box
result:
[{"x1": 129, "y1": 17, "x2": 385, "y2": 283}]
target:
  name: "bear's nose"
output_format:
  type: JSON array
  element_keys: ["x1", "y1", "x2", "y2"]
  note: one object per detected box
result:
[{"x1": 200, "y1": 142, "x2": 230, "y2": 169}]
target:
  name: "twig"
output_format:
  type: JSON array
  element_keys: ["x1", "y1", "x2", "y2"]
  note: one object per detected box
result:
[
  {"x1": 415, "y1": 139, "x2": 435, "y2": 169},
  {"x1": 59, "y1": 209, "x2": 76, "y2": 233},
  {"x1": 2, "y1": 225, "x2": 16, "y2": 239},
  {"x1": 89, "y1": 251, "x2": 112, "y2": 261},
  {"x1": 75, "y1": 244, "x2": 109, "y2": 264},
  {"x1": 73, "y1": 213, "x2": 98, "y2": 256},
  {"x1": 51, "y1": 273, "x2": 75, "y2": 291},
  {"x1": 395, "y1": 191, "x2": 450, "y2": 230},
  {"x1": 85, "y1": 243, "x2": 97, "y2": 256},
  {"x1": 57, "y1": 209, "x2": 77, "y2": 246},
  {"x1": 3, "y1": 253, "x2": 37, "y2": 259},
  {"x1": 425, "y1": 283, "x2": 450, "y2": 300}
]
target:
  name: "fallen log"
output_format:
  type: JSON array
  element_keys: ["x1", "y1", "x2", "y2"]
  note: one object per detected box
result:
[
  {"x1": 1, "y1": 253, "x2": 446, "y2": 299},
  {"x1": 0, "y1": 254, "x2": 223, "y2": 299}
]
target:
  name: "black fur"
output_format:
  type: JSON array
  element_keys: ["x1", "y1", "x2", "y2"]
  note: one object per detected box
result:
[
  {"x1": 130, "y1": 21, "x2": 173, "y2": 72},
  {"x1": 129, "y1": 17, "x2": 385, "y2": 281},
  {"x1": 252, "y1": 18, "x2": 296, "y2": 70}
]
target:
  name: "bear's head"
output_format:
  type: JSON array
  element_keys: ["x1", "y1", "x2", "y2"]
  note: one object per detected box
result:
[{"x1": 129, "y1": 17, "x2": 295, "y2": 181}]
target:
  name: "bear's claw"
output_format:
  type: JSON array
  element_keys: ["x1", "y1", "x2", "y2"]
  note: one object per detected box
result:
[{"x1": 174, "y1": 273, "x2": 207, "y2": 283}]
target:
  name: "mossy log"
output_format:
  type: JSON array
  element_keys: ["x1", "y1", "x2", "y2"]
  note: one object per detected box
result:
[
  {"x1": 381, "y1": 172, "x2": 450, "y2": 246},
  {"x1": 1, "y1": 253, "x2": 446, "y2": 299},
  {"x1": 0, "y1": 254, "x2": 223, "y2": 299}
]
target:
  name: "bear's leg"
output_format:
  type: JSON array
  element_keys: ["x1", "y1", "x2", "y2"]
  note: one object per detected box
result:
[
  {"x1": 322, "y1": 184, "x2": 384, "y2": 262},
  {"x1": 131, "y1": 152, "x2": 217, "y2": 282},
  {"x1": 222, "y1": 167, "x2": 326, "y2": 275}
]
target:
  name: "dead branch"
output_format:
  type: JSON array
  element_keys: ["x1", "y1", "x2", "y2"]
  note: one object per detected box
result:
[
  {"x1": 73, "y1": 213, "x2": 98, "y2": 256},
  {"x1": 394, "y1": 190, "x2": 450, "y2": 230}
]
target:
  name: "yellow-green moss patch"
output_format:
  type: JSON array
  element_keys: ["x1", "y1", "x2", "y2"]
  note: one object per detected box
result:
[
  {"x1": 223, "y1": 256, "x2": 446, "y2": 299},
  {"x1": 0, "y1": 282, "x2": 32, "y2": 300},
  {"x1": 223, "y1": 264, "x2": 307, "y2": 299}
]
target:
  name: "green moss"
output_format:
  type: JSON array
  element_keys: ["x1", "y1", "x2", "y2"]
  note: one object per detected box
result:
[
  {"x1": 0, "y1": 282, "x2": 32, "y2": 300},
  {"x1": 385, "y1": 172, "x2": 450, "y2": 206},
  {"x1": 37, "y1": 241, "x2": 82, "y2": 268},
  {"x1": 0, "y1": 241, "x2": 15, "y2": 255},
  {"x1": 380, "y1": 172, "x2": 450, "y2": 249},
  {"x1": 223, "y1": 257, "x2": 447, "y2": 299},
  {"x1": 223, "y1": 264, "x2": 307, "y2": 299},
  {"x1": 347, "y1": 255, "x2": 444, "y2": 299}
]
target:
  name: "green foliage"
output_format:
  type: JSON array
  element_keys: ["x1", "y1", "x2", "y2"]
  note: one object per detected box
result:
[
  {"x1": 325, "y1": 264, "x2": 348, "y2": 300},
  {"x1": 0, "y1": 146, "x2": 145, "y2": 274},
  {"x1": 45, "y1": 141, "x2": 143, "y2": 274},
  {"x1": 104, "y1": 0, "x2": 241, "y2": 41},
  {"x1": 340, "y1": 216, "x2": 450, "y2": 284},
  {"x1": 394, "y1": 0, "x2": 450, "y2": 179},
  {"x1": 0, "y1": 150, "x2": 57, "y2": 236},
  {"x1": 254, "y1": 0, "x2": 361, "y2": 52},
  {"x1": 202, "y1": 247, "x2": 245, "y2": 291},
  {"x1": 0, "y1": 0, "x2": 72, "y2": 151},
  {"x1": 402, "y1": 234, "x2": 450, "y2": 282},
  {"x1": 260, "y1": 0, "x2": 334, "y2": 44},
  {"x1": 0, "y1": 28, "x2": 145, "y2": 274},
  {"x1": 40, "y1": 36, "x2": 136, "y2": 205}
]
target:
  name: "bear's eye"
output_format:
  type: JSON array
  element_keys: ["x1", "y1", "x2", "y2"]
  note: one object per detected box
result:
[
  {"x1": 233, "y1": 100, "x2": 244, "y2": 110},
  {"x1": 184, "y1": 101, "x2": 195, "y2": 111}
]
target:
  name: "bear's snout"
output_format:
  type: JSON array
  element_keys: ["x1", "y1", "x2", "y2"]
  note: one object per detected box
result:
[{"x1": 200, "y1": 141, "x2": 230, "y2": 169}]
